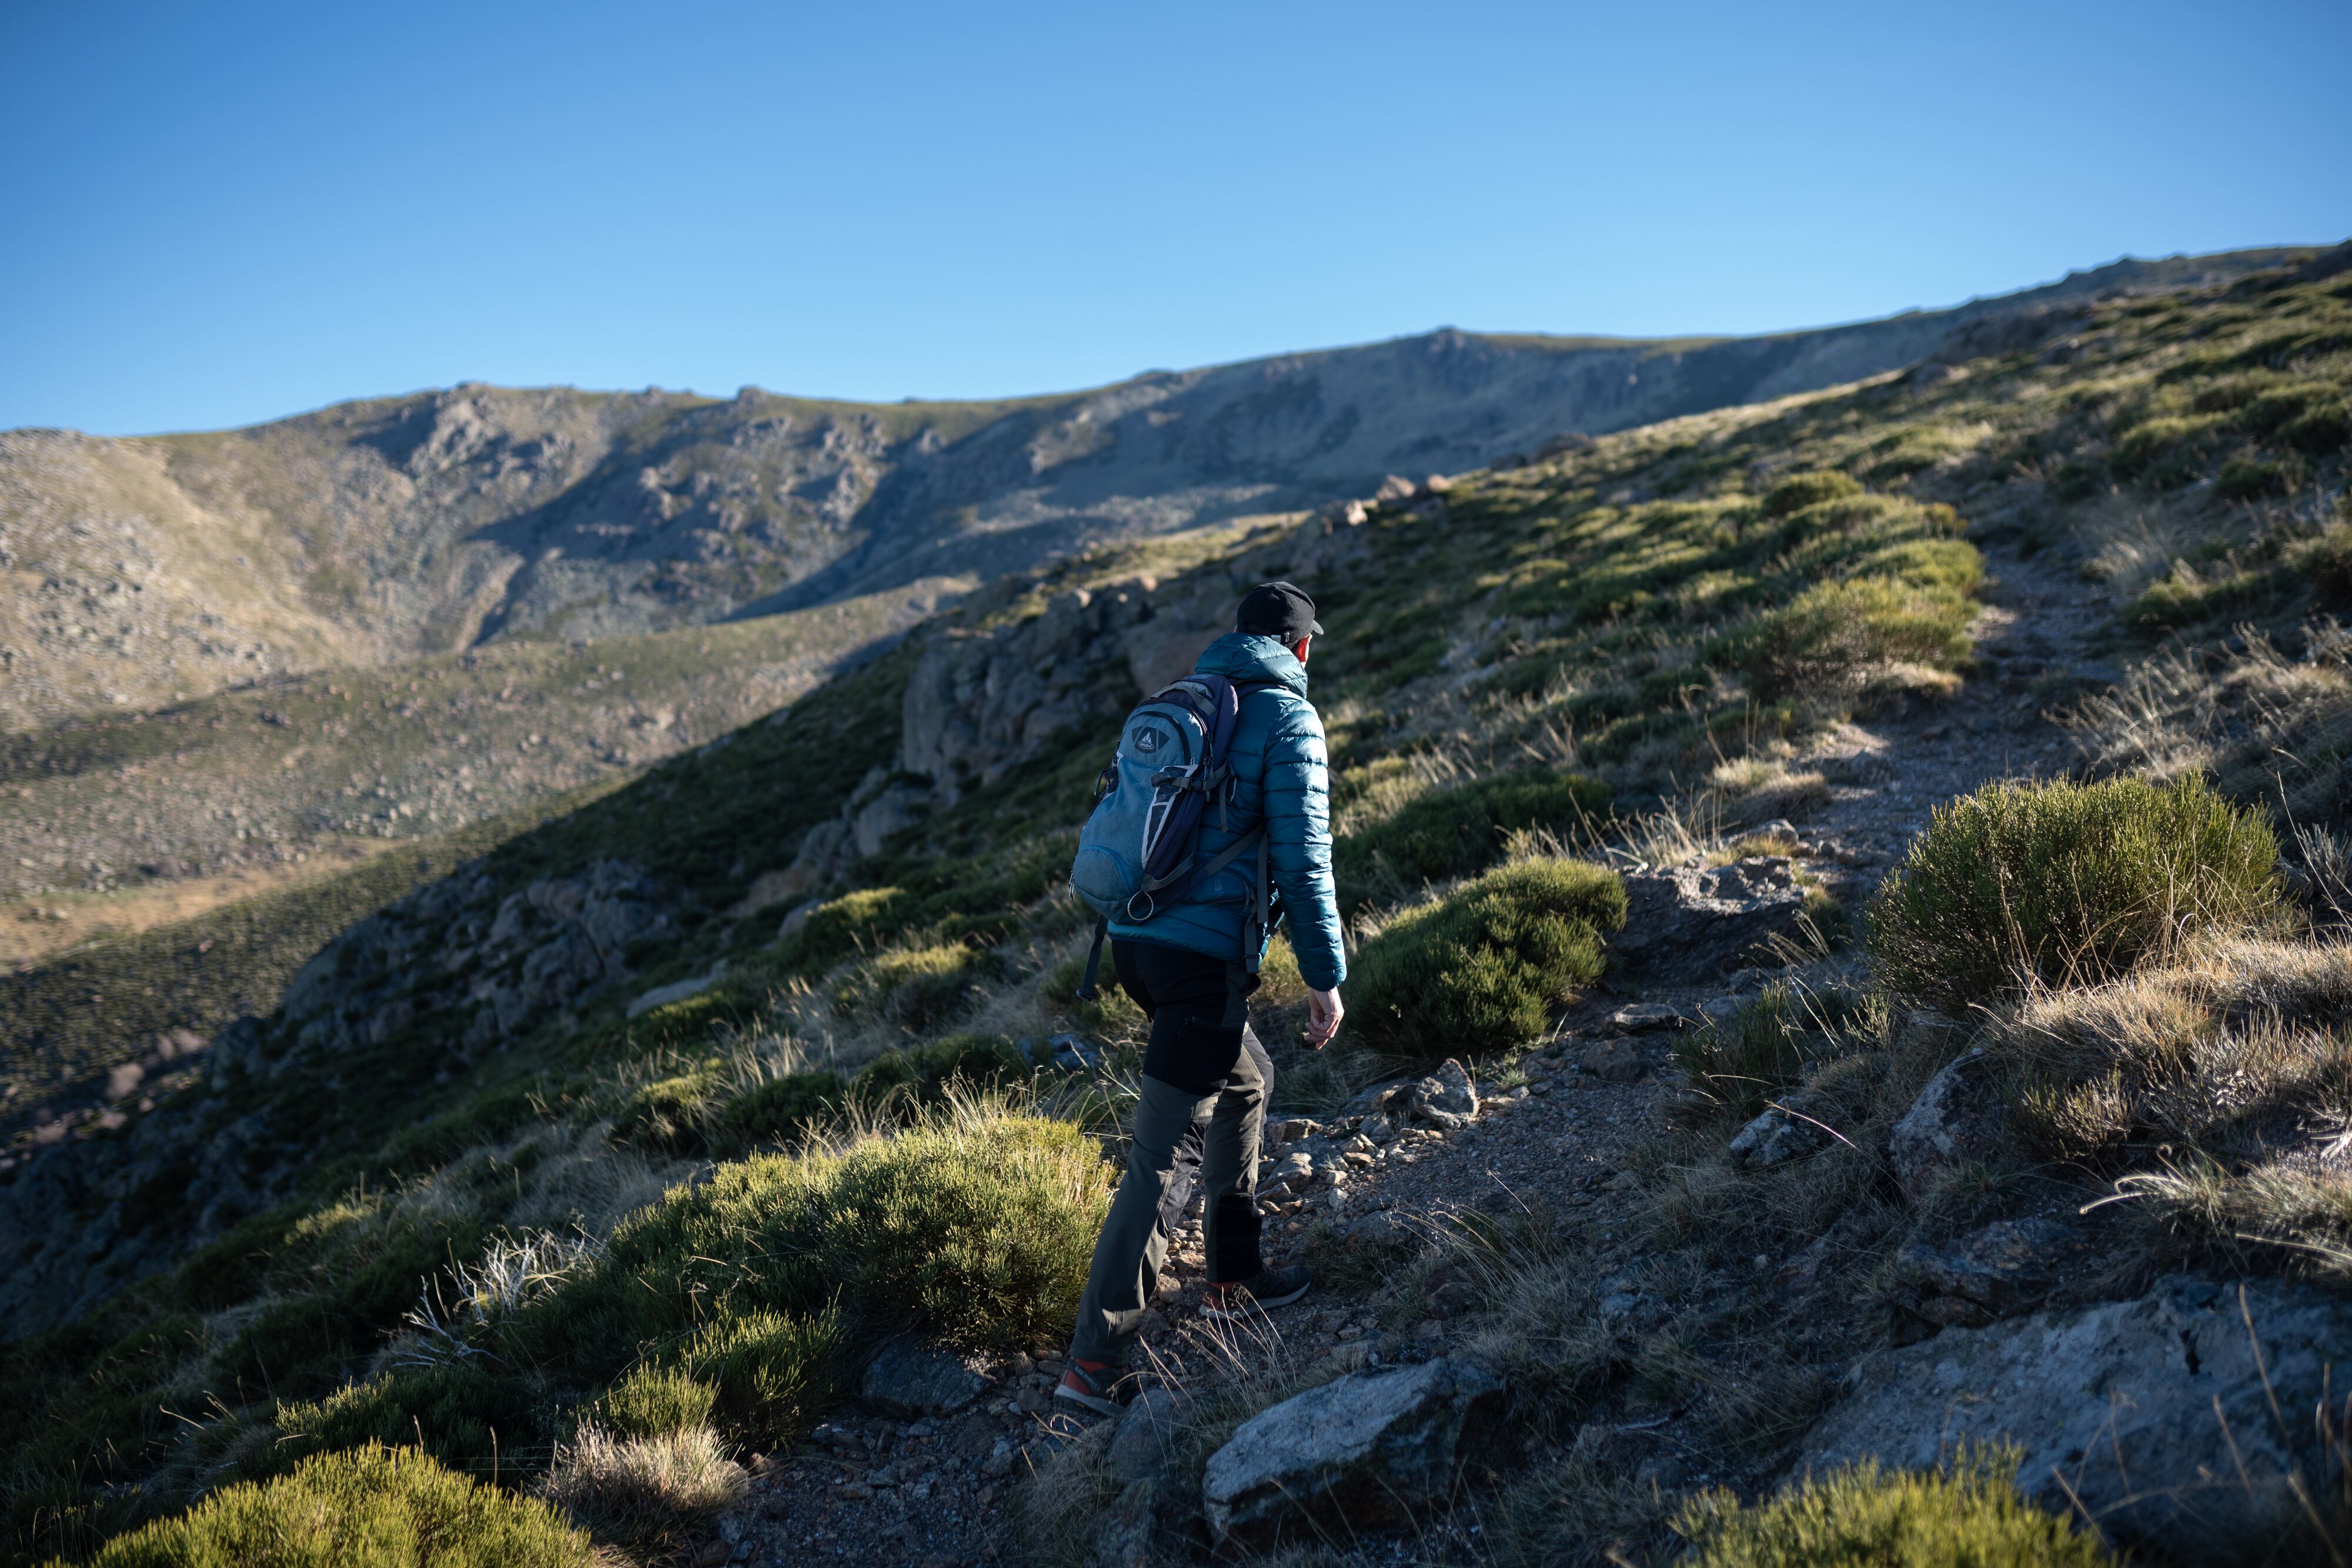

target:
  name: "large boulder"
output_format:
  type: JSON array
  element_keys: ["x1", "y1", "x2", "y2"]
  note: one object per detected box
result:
[
  {"x1": 1800, "y1": 1275, "x2": 2352, "y2": 1554},
  {"x1": 1609, "y1": 857, "x2": 1808, "y2": 983},
  {"x1": 1201, "y1": 1357, "x2": 1503, "y2": 1544}
]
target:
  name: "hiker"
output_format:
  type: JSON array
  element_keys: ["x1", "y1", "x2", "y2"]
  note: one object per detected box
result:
[{"x1": 1056, "y1": 581, "x2": 1347, "y2": 1416}]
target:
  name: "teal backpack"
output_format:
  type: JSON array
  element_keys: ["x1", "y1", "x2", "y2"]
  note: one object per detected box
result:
[{"x1": 1067, "y1": 674, "x2": 1273, "y2": 999}]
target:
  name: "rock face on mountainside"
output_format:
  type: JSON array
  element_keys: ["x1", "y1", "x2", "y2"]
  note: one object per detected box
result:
[
  {"x1": 1801, "y1": 1275, "x2": 2352, "y2": 1554},
  {"x1": 2, "y1": 248, "x2": 2297, "y2": 729},
  {"x1": 0, "y1": 852, "x2": 691, "y2": 1339}
]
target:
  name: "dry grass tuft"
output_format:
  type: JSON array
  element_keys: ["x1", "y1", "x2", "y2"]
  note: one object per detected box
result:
[{"x1": 538, "y1": 1422, "x2": 744, "y2": 1548}]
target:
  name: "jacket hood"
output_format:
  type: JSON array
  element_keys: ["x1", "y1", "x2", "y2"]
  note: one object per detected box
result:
[{"x1": 1194, "y1": 633, "x2": 1309, "y2": 696}]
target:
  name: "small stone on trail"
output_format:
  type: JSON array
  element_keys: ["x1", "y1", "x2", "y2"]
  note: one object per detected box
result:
[
  {"x1": 861, "y1": 1335, "x2": 993, "y2": 1417},
  {"x1": 1579, "y1": 1037, "x2": 1646, "y2": 1083},
  {"x1": 1610, "y1": 1002, "x2": 1684, "y2": 1031}
]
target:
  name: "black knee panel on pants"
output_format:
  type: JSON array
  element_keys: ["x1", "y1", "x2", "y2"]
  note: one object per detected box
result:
[
  {"x1": 1212, "y1": 1193, "x2": 1263, "y2": 1282},
  {"x1": 1145, "y1": 1011, "x2": 1244, "y2": 1096}
]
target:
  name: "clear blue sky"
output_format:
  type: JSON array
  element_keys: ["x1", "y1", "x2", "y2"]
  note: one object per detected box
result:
[{"x1": 4, "y1": 1, "x2": 2346, "y2": 436}]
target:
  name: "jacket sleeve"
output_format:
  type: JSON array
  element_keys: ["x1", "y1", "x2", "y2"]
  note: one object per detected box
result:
[{"x1": 1262, "y1": 697, "x2": 1347, "y2": 991}]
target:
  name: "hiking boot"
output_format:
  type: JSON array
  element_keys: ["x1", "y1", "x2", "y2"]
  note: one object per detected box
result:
[
  {"x1": 1201, "y1": 1264, "x2": 1312, "y2": 1322},
  {"x1": 1052, "y1": 1359, "x2": 1125, "y2": 1418}
]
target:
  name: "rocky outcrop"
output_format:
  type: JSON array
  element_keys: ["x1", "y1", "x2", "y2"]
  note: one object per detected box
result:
[
  {"x1": 257, "y1": 858, "x2": 675, "y2": 1069},
  {"x1": 859, "y1": 1336, "x2": 994, "y2": 1419},
  {"x1": 1892, "y1": 1216, "x2": 2089, "y2": 1325},
  {"x1": 1800, "y1": 1275, "x2": 2352, "y2": 1554},
  {"x1": 1727, "y1": 1087, "x2": 1836, "y2": 1168},
  {"x1": 1609, "y1": 857, "x2": 1810, "y2": 982},
  {"x1": 2, "y1": 855, "x2": 686, "y2": 1341},
  {"x1": 1201, "y1": 1357, "x2": 1504, "y2": 1544},
  {"x1": 1887, "y1": 1047, "x2": 2009, "y2": 1198}
]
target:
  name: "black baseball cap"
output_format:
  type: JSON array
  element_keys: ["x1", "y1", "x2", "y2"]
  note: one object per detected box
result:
[{"x1": 1235, "y1": 581, "x2": 1322, "y2": 638}]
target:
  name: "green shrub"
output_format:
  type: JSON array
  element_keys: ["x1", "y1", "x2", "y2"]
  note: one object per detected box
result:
[
  {"x1": 2114, "y1": 412, "x2": 2230, "y2": 484},
  {"x1": 1351, "y1": 858, "x2": 1627, "y2": 1058},
  {"x1": 1671, "y1": 985, "x2": 1812, "y2": 1126},
  {"x1": 78, "y1": 1442, "x2": 591, "y2": 1567},
  {"x1": 2216, "y1": 456, "x2": 2286, "y2": 501},
  {"x1": 2291, "y1": 524, "x2": 2352, "y2": 609},
  {"x1": 711, "y1": 1070, "x2": 846, "y2": 1155},
  {"x1": 600, "y1": 1365, "x2": 717, "y2": 1440},
  {"x1": 268, "y1": 1363, "x2": 545, "y2": 1480},
  {"x1": 776, "y1": 887, "x2": 908, "y2": 972},
  {"x1": 612, "y1": 1070, "x2": 721, "y2": 1152},
  {"x1": 834, "y1": 942, "x2": 986, "y2": 1025},
  {"x1": 1335, "y1": 770, "x2": 1611, "y2": 908},
  {"x1": 2123, "y1": 564, "x2": 2284, "y2": 633},
  {"x1": 1718, "y1": 577, "x2": 1975, "y2": 701},
  {"x1": 674, "y1": 1309, "x2": 847, "y2": 1446},
  {"x1": 1867, "y1": 775, "x2": 2281, "y2": 1012},
  {"x1": 539, "y1": 1108, "x2": 1111, "y2": 1384},
  {"x1": 851, "y1": 1033, "x2": 1031, "y2": 1108},
  {"x1": 1762, "y1": 470, "x2": 1863, "y2": 518},
  {"x1": 1674, "y1": 1448, "x2": 2112, "y2": 1567}
]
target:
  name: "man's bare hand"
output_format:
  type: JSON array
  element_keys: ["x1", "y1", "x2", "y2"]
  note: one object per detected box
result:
[{"x1": 1305, "y1": 988, "x2": 1344, "y2": 1049}]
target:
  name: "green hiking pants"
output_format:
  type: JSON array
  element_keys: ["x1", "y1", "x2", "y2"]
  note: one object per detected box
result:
[{"x1": 1070, "y1": 943, "x2": 1271, "y2": 1363}]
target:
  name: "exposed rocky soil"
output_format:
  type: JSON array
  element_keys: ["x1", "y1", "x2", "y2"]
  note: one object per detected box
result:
[{"x1": 681, "y1": 535, "x2": 2181, "y2": 1566}]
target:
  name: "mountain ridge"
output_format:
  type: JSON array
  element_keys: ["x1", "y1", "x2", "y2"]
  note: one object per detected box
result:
[{"x1": 2, "y1": 246, "x2": 2314, "y2": 734}]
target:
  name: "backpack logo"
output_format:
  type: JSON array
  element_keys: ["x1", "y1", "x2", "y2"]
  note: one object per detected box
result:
[{"x1": 1134, "y1": 729, "x2": 1160, "y2": 753}]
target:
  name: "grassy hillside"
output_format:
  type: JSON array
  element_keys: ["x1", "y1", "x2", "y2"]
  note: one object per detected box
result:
[{"x1": 2, "y1": 250, "x2": 2347, "y2": 1564}]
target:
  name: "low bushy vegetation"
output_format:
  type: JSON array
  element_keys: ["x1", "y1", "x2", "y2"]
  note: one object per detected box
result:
[
  {"x1": 537, "y1": 1422, "x2": 741, "y2": 1552},
  {"x1": 1867, "y1": 775, "x2": 2281, "y2": 1013},
  {"x1": 1334, "y1": 768, "x2": 1609, "y2": 909},
  {"x1": 1673, "y1": 1449, "x2": 2113, "y2": 1567},
  {"x1": 537, "y1": 1105, "x2": 1110, "y2": 1442},
  {"x1": 71, "y1": 1442, "x2": 591, "y2": 1567},
  {"x1": 1351, "y1": 858, "x2": 1626, "y2": 1058}
]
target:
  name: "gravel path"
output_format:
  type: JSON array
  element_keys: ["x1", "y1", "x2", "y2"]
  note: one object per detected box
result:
[{"x1": 703, "y1": 537, "x2": 2109, "y2": 1567}]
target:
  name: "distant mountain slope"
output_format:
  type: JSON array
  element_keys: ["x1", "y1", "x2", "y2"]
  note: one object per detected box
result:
[{"x1": 0, "y1": 246, "x2": 2310, "y2": 730}]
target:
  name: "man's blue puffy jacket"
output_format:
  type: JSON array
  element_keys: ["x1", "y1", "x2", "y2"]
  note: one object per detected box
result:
[{"x1": 1107, "y1": 633, "x2": 1347, "y2": 991}]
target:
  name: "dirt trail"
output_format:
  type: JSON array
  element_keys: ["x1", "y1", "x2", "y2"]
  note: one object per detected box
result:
[{"x1": 700, "y1": 540, "x2": 2114, "y2": 1567}]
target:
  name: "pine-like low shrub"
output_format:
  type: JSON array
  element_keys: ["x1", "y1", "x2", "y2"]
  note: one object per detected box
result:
[
  {"x1": 849, "y1": 1033, "x2": 1032, "y2": 1109},
  {"x1": 710, "y1": 1071, "x2": 845, "y2": 1155},
  {"x1": 834, "y1": 942, "x2": 987, "y2": 1025},
  {"x1": 1762, "y1": 470, "x2": 1864, "y2": 518},
  {"x1": 1335, "y1": 770, "x2": 1611, "y2": 910},
  {"x1": 1351, "y1": 858, "x2": 1626, "y2": 1058},
  {"x1": 775, "y1": 886, "x2": 909, "y2": 972},
  {"x1": 600, "y1": 1365, "x2": 717, "y2": 1440},
  {"x1": 81, "y1": 1442, "x2": 591, "y2": 1567},
  {"x1": 1673, "y1": 1449, "x2": 2112, "y2": 1566},
  {"x1": 674, "y1": 1309, "x2": 848, "y2": 1445},
  {"x1": 1717, "y1": 577, "x2": 1975, "y2": 701},
  {"x1": 1867, "y1": 775, "x2": 2281, "y2": 1013},
  {"x1": 268, "y1": 1365, "x2": 546, "y2": 1481},
  {"x1": 539, "y1": 1107, "x2": 1111, "y2": 1390}
]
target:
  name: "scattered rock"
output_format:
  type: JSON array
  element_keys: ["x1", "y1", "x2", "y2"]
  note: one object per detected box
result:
[
  {"x1": 1610, "y1": 857, "x2": 1809, "y2": 983},
  {"x1": 1887, "y1": 1048, "x2": 2009, "y2": 1198},
  {"x1": 1201, "y1": 1357, "x2": 1504, "y2": 1544},
  {"x1": 1726, "y1": 1088, "x2": 1836, "y2": 1168},
  {"x1": 1107, "y1": 1388, "x2": 1185, "y2": 1484},
  {"x1": 1802, "y1": 1275, "x2": 2352, "y2": 1555},
  {"x1": 627, "y1": 964, "x2": 727, "y2": 1018},
  {"x1": 1609, "y1": 1002, "x2": 1685, "y2": 1031},
  {"x1": 1893, "y1": 1216, "x2": 2088, "y2": 1321},
  {"x1": 860, "y1": 1336, "x2": 993, "y2": 1418},
  {"x1": 1385, "y1": 1059, "x2": 1479, "y2": 1128},
  {"x1": 1579, "y1": 1037, "x2": 1646, "y2": 1083}
]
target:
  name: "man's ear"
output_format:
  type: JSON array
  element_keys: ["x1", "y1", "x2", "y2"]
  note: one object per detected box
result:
[{"x1": 1292, "y1": 636, "x2": 1312, "y2": 664}]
